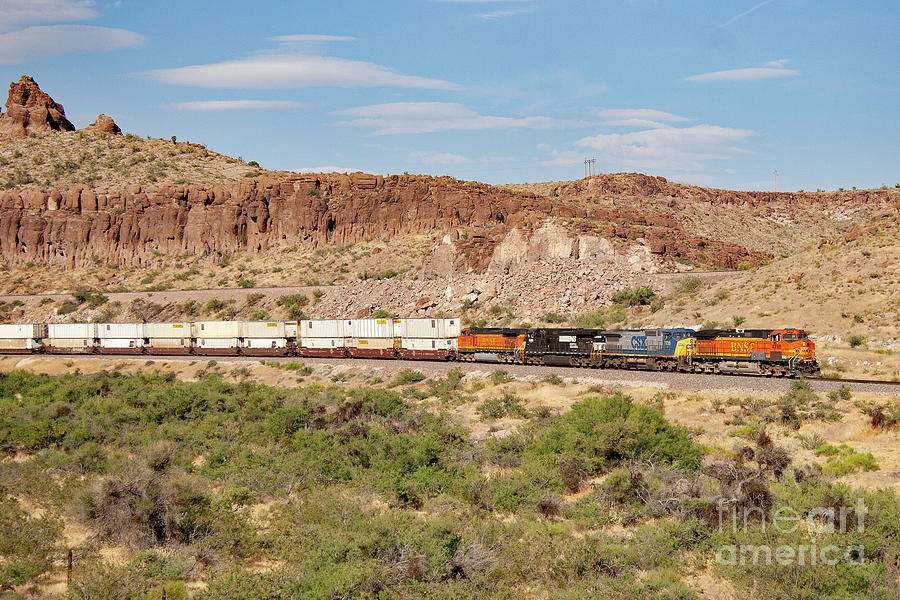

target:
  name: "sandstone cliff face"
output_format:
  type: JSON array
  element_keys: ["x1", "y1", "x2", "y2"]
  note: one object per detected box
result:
[
  {"x1": 0, "y1": 173, "x2": 551, "y2": 269},
  {"x1": 3, "y1": 171, "x2": 895, "y2": 273},
  {"x1": 0, "y1": 76, "x2": 75, "y2": 138}
]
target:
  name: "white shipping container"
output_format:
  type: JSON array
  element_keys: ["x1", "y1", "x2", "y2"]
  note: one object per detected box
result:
[
  {"x1": 99, "y1": 338, "x2": 143, "y2": 349},
  {"x1": 350, "y1": 337, "x2": 394, "y2": 350},
  {"x1": 242, "y1": 321, "x2": 286, "y2": 338},
  {"x1": 349, "y1": 319, "x2": 393, "y2": 338},
  {"x1": 301, "y1": 320, "x2": 346, "y2": 338},
  {"x1": 299, "y1": 337, "x2": 344, "y2": 349},
  {"x1": 145, "y1": 322, "x2": 191, "y2": 337},
  {"x1": 193, "y1": 321, "x2": 243, "y2": 338},
  {"x1": 48, "y1": 323, "x2": 95, "y2": 338},
  {"x1": 243, "y1": 338, "x2": 287, "y2": 349},
  {"x1": 148, "y1": 338, "x2": 191, "y2": 349},
  {"x1": 97, "y1": 323, "x2": 144, "y2": 338},
  {"x1": 395, "y1": 318, "x2": 461, "y2": 339},
  {"x1": 196, "y1": 337, "x2": 241, "y2": 349},
  {"x1": 284, "y1": 321, "x2": 298, "y2": 337},
  {"x1": 401, "y1": 337, "x2": 458, "y2": 351},
  {"x1": 47, "y1": 338, "x2": 93, "y2": 348},
  {"x1": 0, "y1": 338, "x2": 40, "y2": 350},
  {"x1": 0, "y1": 323, "x2": 46, "y2": 339}
]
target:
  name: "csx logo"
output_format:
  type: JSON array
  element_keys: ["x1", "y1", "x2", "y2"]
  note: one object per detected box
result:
[
  {"x1": 630, "y1": 337, "x2": 647, "y2": 350},
  {"x1": 730, "y1": 342, "x2": 752, "y2": 353}
]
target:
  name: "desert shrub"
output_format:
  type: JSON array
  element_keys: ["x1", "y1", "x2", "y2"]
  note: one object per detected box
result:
[
  {"x1": 574, "y1": 308, "x2": 607, "y2": 329},
  {"x1": 534, "y1": 394, "x2": 703, "y2": 473},
  {"x1": 388, "y1": 369, "x2": 426, "y2": 387},
  {"x1": 204, "y1": 299, "x2": 226, "y2": 313},
  {"x1": 249, "y1": 309, "x2": 270, "y2": 320},
  {"x1": 490, "y1": 370, "x2": 513, "y2": 385},
  {"x1": 57, "y1": 299, "x2": 78, "y2": 314},
  {"x1": 477, "y1": 392, "x2": 529, "y2": 420},
  {"x1": 541, "y1": 312, "x2": 567, "y2": 324},
  {"x1": 372, "y1": 309, "x2": 398, "y2": 318},
  {"x1": 611, "y1": 286, "x2": 657, "y2": 306},
  {"x1": 542, "y1": 374, "x2": 564, "y2": 386},
  {"x1": 815, "y1": 443, "x2": 879, "y2": 476},
  {"x1": 237, "y1": 278, "x2": 255, "y2": 288},
  {"x1": 0, "y1": 498, "x2": 62, "y2": 590},
  {"x1": 848, "y1": 335, "x2": 865, "y2": 347}
]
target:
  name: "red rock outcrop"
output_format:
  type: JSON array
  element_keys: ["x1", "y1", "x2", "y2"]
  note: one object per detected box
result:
[
  {"x1": 0, "y1": 76, "x2": 75, "y2": 138},
  {"x1": 85, "y1": 114, "x2": 122, "y2": 135},
  {"x1": 1, "y1": 170, "x2": 895, "y2": 272}
]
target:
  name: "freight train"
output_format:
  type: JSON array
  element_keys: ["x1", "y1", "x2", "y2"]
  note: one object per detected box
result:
[{"x1": 0, "y1": 318, "x2": 820, "y2": 377}]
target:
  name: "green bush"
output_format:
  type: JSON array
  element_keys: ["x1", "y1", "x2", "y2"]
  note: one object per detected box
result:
[
  {"x1": 534, "y1": 394, "x2": 703, "y2": 473},
  {"x1": 611, "y1": 286, "x2": 657, "y2": 307},
  {"x1": 848, "y1": 335, "x2": 865, "y2": 348},
  {"x1": 477, "y1": 392, "x2": 529, "y2": 420},
  {"x1": 388, "y1": 369, "x2": 426, "y2": 387}
]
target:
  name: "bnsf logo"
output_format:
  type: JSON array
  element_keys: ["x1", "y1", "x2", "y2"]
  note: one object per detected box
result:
[
  {"x1": 730, "y1": 341, "x2": 752, "y2": 353},
  {"x1": 630, "y1": 337, "x2": 647, "y2": 350}
]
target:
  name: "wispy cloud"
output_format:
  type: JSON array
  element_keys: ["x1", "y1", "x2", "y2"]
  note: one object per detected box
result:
[
  {"x1": 0, "y1": 24, "x2": 145, "y2": 64},
  {"x1": 409, "y1": 150, "x2": 471, "y2": 165},
  {"x1": 169, "y1": 100, "x2": 307, "y2": 111},
  {"x1": 541, "y1": 119, "x2": 755, "y2": 173},
  {"x1": 146, "y1": 52, "x2": 461, "y2": 90},
  {"x1": 573, "y1": 124, "x2": 754, "y2": 171},
  {"x1": 685, "y1": 59, "x2": 798, "y2": 82},
  {"x1": 478, "y1": 6, "x2": 535, "y2": 19},
  {"x1": 723, "y1": 0, "x2": 777, "y2": 26},
  {"x1": 336, "y1": 102, "x2": 587, "y2": 135},
  {"x1": 268, "y1": 34, "x2": 355, "y2": 43},
  {"x1": 594, "y1": 108, "x2": 690, "y2": 123},
  {"x1": 0, "y1": 0, "x2": 97, "y2": 30}
]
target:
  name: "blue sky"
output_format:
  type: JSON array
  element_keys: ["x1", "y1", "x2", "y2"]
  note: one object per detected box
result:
[{"x1": 1, "y1": 0, "x2": 897, "y2": 191}]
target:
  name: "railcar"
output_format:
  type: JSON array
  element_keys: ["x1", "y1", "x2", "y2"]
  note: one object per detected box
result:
[
  {"x1": 457, "y1": 327, "x2": 527, "y2": 363},
  {"x1": 522, "y1": 328, "x2": 604, "y2": 366},
  {"x1": 692, "y1": 328, "x2": 819, "y2": 376},
  {"x1": 596, "y1": 328, "x2": 696, "y2": 371}
]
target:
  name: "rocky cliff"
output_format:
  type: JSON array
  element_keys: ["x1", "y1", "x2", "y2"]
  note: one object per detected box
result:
[{"x1": 0, "y1": 76, "x2": 75, "y2": 138}]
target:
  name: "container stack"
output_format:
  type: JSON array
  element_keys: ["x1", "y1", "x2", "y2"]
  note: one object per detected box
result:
[
  {"x1": 242, "y1": 321, "x2": 288, "y2": 356},
  {"x1": 192, "y1": 321, "x2": 242, "y2": 355},
  {"x1": 348, "y1": 318, "x2": 396, "y2": 357},
  {"x1": 394, "y1": 318, "x2": 460, "y2": 359},
  {"x1": 145, "y1": 322, "x2": 192, "y2": 354},
  {"x1": 96, "y1": 322, "x2": 145, "y2": 353},
  {"x1": 46, "y1": 323, "x2": 96, "y2": 353},
  {"x1": 0, "y1": 323, "x2": 46, "y2": 353},
  {"x1": 298, "y1": 320, "x2": 347, "y2": 356}
]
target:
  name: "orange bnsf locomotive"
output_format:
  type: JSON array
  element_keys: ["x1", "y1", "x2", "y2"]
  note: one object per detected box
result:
[{"x1": 691, "y1": 328, "x2": 819, "y2": 376}]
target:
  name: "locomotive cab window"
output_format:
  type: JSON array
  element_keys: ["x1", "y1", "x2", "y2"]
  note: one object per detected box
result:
[
  {"x1": 784, "y1": 334, "x2": 797, "y2": 342},
  {"x1": 664, "y1": 333, "x2": 671, "y2": 341}
]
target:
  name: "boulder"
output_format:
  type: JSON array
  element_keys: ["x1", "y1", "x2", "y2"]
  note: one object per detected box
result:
[{"x1": 85, "y1": 114, "x2": 122, "y2": 135}]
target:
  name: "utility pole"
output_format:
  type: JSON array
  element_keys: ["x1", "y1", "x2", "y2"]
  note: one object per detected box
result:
[
  {"x1": 773, "y1": 169, "x2": 777, "y2": 193},
  {"x1": 583, "y1": 158, "x2": 597, "y2": 178}
]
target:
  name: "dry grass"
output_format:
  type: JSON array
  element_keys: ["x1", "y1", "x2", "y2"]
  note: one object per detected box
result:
[{"x1": 0, "y1": 129, "x2": 256, "y2": 190}]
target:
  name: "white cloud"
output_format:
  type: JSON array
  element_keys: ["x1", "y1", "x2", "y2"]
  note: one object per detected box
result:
[
  {"x1": 570, "y1": 124, "x2": 755, "y2": 172},
  {"x1": 410, "y1": 150, "x2": 471, "y2": 165},
  {"x1": 478, "y1": 7, "x2": 535, "y2": 19},
  {"x1": 594, "y1": 108, "x2": 690, "y2": 123},
  {"x1": 0, "y1": 0, "x2": 97, "y2": 30},
  {"x1": 268, "y1": 34, "x2": 355, "y2": 43},
  {"x1": 336, "y1": 102, "x2": 586, "y2": 135},
  {"x1": 685, "y1": 60, "x2": 798, "y2": 82},
  {"x1": 169, "y1": 100, "x2": 307, "y2": 111},
  {"x1": 0, "y1": 25, "x2": 145, "y2": 64},
  {"x1": 146, "y1": 53, "x2": 460, "y2": 90}
]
